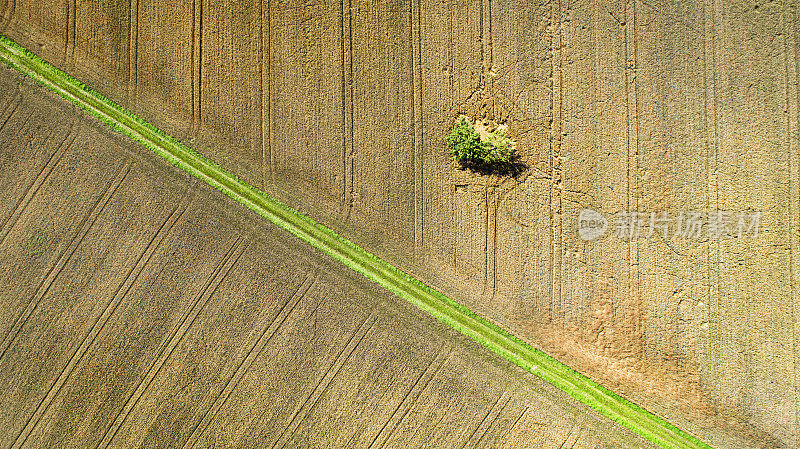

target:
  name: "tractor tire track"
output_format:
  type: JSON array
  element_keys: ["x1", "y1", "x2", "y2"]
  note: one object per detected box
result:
[
  {"x1": 0, "y1": 160, "x2": 128, "y2": 364},
  {"x1": 95, "y1": 236, "x2": 247, "y2": 449},
  {"x1": 181, "y1": 271, "x2": 318, "y2": 449},
  {"x1": 9, "y1": 190, "x2": 186, "y2": 449}
]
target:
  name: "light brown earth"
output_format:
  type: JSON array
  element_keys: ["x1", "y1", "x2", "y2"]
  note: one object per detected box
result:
[
  {"x1": 1, "y1": 1, "x2": 797, "y2": 447},
  {"x1": 0, "y1": 65, "x2": 661, "y2": 448}
]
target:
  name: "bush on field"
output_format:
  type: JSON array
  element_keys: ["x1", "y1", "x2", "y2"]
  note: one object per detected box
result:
[{"x1": 446, "y1": 116, "x2": 515, "y2": 165}]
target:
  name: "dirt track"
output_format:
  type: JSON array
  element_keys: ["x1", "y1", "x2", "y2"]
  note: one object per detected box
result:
[
  {"x1": 1, "y1": 1, "x2": 797, "y2": 447},
  {"x1": 0, "y1": 65, "x2": 660, "y2": 448}
]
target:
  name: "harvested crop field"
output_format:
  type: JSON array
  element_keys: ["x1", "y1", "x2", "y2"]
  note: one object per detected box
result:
[
  {"x1": 1, "y1": 0, "x2": 798, "y2": 447},
  {"x1": 0, "y1": 64, "x2": 662, "y2": 448}
]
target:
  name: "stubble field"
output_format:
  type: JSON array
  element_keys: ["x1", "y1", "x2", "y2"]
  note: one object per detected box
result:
[
  {"x1": 0, "y1": 64, "x2": 659, "y2": 448},
  {"x1": 1, "y1": 0, "x2": 797, "y2": 447}
]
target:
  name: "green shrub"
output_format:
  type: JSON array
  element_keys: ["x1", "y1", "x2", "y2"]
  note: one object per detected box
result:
[
  {"x1": 446, "y1": 116, "x2": 515, "y2": 165},
  {"x1": 446, "y1": 117, "x2": 487, "y2": 162},
  {"x1": 482, "y1": 128, "x2": 515, "y2": 163}
]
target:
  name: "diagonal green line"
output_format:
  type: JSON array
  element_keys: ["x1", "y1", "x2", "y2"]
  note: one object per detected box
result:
[{"x1": 0, "y1": 34, "x2": 712, "y2": 449}]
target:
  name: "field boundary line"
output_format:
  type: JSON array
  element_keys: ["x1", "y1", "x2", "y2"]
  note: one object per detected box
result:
[{"x1": 0, "y1": 34, "x2": 712, "y2": 449}]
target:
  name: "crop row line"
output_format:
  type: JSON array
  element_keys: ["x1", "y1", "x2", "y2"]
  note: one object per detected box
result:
[{"x1": 0, "y1": 34, "x2": 712, "y2": 449}]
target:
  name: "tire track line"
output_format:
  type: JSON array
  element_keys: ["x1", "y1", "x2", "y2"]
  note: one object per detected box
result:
[
  {"x1": 70, "y1": 0, "x2": 76, "y2": 63},
  {"x1": 60, "y1": 1, "x2": 68, "y2": 64},
  {"x1": 491, "y1": 186, "x2": 498, "y2": 301},
  {"x1": 556, "y1": 422, "x2": 576, "y2": 449},
  {"x1": 552, "y1": 0, "x2": 563, "y2": 323},
  {"x1": 266, "y1": 0, "x2": 274, "y2": 185},
  {"x1": 368, "y1": 346, "x2": 454, "y2": 449},
  {"x1": 486, "y1": 0, "x2": 492, "y2": 97},
  {"x1": 482, "y1": 182, "x2": 489, "y2": 289},
  {"x1": 0, "y1": 0, "x2": 13, "y2": 33},
  {"x1": 0, "y1": 87, "x2": 21, "y2": 134},
  {"x1": 622, "y1": 0, "x2": 643, "y2": 358},
  {"x1": 794, "y1": 7, "x2": 800, "y2": 446},
  {"x1": 193, "y1": 0, "x2": 203, "y2": 131},
  {"x1": 460, "y1": 390, "x2": 507, "y2": 449},
  {"x1": 632, "y1": 0, "x2": 642, "y2": 357},
  {"x1": 366, "y1": 348, "x2": 442, "y2": 449},
  {"x1": 701, "y1": 0, "x2": 720, "y2": 388},
  {"x1": 503, "y1": 406, "x2": 527, "y2": 438},
  {"x1": 342, "y1": 0, "x2": 354, "y2": 220},
  {"x1": 783, "y1": 4, "x2": 800, "y2": 445},
  {"x1": 127, "y1": 0, "x2": 138, "y2": 105},
  {"x1": 0, "y1": 160, "x2": 127, "y2": 364},
  {"x1": 710, "y1": 0, "x2": 720, "y2": 389},
  {"x1": 0, "y1": 123, "x2": 74, "y2": 247},
  {"x1": 10, "y1": 193, "x2": 186, "y2": 449},
  {"x1": 479, "y1": 0, "x2": 488, "y2": 292},
  {"x1": 64, "y1": 0, "x2": 76, "y2": 65},
  {"x1": 190, "y1": 0, "x2": 196, "y2": 131},
  {"x1": 62, "y1": 0, "x2": 70, "y2": 65},
  {"x1": 272, "y1": 311, "x2": 378, "y2": 449},
  {"x1": 258, "y1": 0, "x2": 265, "y2": 186},
  {"x1": 181, "y1": 271, "x2": 317, "y2": 449},
  {"x1": 547, "y1": 0, "x2": 560, "y2": 322},
  {"x1": 624, "y1": 0, "x2": 632, "y2": 323},
  {"x1": 190, "y1": 0, "x2": 203, "y2": 132},
  {"x1": 339, "y1": 0, "x2": 344, "y2": 210},
  {"x1": 10, "y1": 103, "x2": 31, "y2": 133},
  {"x1": 472, "y1": 391, "x2": 512, "y2": 447},
  {"x1": 339, "y1": 0, "x2": 347, "y2": 215},
  {"x1": 7, "y1": 0, "x2": 13, "y2": 33},
  {"x1": 95, "y1": 236, "x2": 247, "y2": 449},
  {"x1": 410, "y1": 0, "x2": 423, "y2": 254}
]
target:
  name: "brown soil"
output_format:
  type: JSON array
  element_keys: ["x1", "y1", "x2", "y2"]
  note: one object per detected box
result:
[
  {"x1": 1, "y1": 0, "x2": 797, "y2": 446},
  {"x1": 0, "y1": 65, "x2": 657, "y2": 448}
]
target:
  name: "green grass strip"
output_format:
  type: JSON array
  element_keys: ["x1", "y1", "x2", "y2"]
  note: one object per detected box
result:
[{"x1": 0, "y1": 34, "x2": 713, "y2": 449}]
